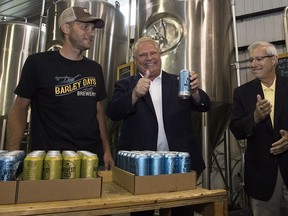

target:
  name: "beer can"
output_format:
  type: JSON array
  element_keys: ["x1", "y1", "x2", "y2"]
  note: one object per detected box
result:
[
  {"x1": 62, "y1": 151, "x2": 81, "y2": 179},
  {"x1": 42, "y1": 151, "x2": 62, "y2": 180},
  {"x1": 117, "y1": 150, "x2": 124, "y2": 169},
  {"x1": 134, "y1": 153, "x2": 149, "y2": 176},
  {"x1": 149, "y1": 153, "x2": 163, "y2": 175},
  {"x1": 163, "y1": 153, "x2": 177, "y2": 174},
  {"x1": 157, "y1": 151, "x2": 169, "y2": 156},
  {"x1": 178, "y1": 152, "x2": 191, "y2": 173},
  {"x1": 23, "y1": 151, "x2": 45, "y2": 180},
  {"x1": 126, "y1": 151, "x2": 133, "y2": 172},
  {"x1": 0, "y1": 150, "x2": 25, "y2": 181},
  {"x1": 121, "y1": 151, "x2": 130, "y2": 172},
  {"x1": 178, "y1": 69, "x2": 191, "y2": 99},
  {"x1": 142, "y1": 150, "x2": 155, "y2": 155},
  {"x1": 79, "y1": 151, "x2": 99, "y2": 178},
  {"x1": 128, "y1": 152, "x2": 136, "y2": 174}
]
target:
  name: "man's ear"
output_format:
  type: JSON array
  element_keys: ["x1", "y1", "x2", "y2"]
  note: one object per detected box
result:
[
  {"x1": 272, "y1": 56, "x2": 278, "y2": 66},
  {"x1": 60, "y1": 23, "x2": 70, "y2": 35}
]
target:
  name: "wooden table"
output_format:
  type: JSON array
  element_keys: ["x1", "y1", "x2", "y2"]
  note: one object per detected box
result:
[{"x1": 0, "y1": 174, "x2": 227, "y2": 216}]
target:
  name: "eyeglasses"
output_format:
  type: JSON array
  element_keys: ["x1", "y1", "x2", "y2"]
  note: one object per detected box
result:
[{"x1": 247, "y1": 55, "x2": 274, "y2": 63}]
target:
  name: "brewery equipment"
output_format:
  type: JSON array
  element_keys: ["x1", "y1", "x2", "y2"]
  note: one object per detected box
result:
[{"x1": 0, "y1": 22, "x2": 39, "y2": 149}]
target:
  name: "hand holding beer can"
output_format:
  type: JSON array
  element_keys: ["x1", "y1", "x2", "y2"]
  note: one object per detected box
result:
[{"x1": 178, "y1": 69, "x2": 191, "y2": 99}]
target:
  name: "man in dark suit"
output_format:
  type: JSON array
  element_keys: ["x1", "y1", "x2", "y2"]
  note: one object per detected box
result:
[
  {"x1": 230, "y1": 41, "x2": 288, "y2": 216},
  {"x1": 107, "y1": 36, "x2": 211, "y2": 216}
]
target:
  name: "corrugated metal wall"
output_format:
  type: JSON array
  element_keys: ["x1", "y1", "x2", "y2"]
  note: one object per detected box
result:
[
  {"x1": 236, "y1": 0, "x2": 288, "y2": 15},
  {"x1": 235, "y1": 0, "x2": 288, "y2": 85}
]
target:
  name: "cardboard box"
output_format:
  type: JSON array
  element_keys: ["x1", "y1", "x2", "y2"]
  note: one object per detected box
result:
[
  {"x1": 16, "y1": 177, "x2": 102, "y2": 203},
  {"x1": 98, "y1": 170, "x2": 112, "y2": 183},
  {"x1": 112, "y1": 166, "x2": 196, "y2": 195},
  {"x1": 0, "y1": 181, "x2": 17, "y2": 204}
]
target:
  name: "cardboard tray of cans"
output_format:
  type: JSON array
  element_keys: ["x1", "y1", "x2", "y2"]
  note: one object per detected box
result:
[
  {"x1": 17, "y1": 150, "x2": 102, "y2": 203},
  {"x1": 16, "y1": 177, "x2": 102, "y2": 203},
  {"x1": 0, "y1": 150, "x2": 102, "y2": 204},
  {"x1": 112, "y1": 166, "x2": 196, "y2": 195}
]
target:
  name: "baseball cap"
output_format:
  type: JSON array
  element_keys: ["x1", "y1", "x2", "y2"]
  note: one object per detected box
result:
[{"x1": 58, "y1": 6, "x2": 105, "y2": 29}]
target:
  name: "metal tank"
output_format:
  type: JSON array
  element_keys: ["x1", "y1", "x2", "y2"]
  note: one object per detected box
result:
[
  {"x1": 45, "y1": 0, "x2": 128, "y2": 100},
  {"x1": 135, "y1": 0, "x2": 237, "y2": 187},
  {"x1": 0, "y1": 22, "x2": 39, "y2": 149}
]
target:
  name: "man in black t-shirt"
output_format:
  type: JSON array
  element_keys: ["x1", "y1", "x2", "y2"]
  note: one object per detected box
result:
[{"x1": 6, "y1": 6, "x2": 114, "y2": 168}]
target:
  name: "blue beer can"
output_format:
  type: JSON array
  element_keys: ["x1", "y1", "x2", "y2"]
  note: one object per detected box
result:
[
  {"x1": 0, "y1": 150, "x2": 25, "y2": 181},
  {"x1": 149, "y1": 153, "x2": 163, "y2": 175},
  {"x1": 129, "y1": 151, "x2": 137, "y2": 174},
  {"x1": 120, "y1": 151, "x2": 129, "y2": 171},
  {"x1": 126, "y1": 151, "x2": 132, "y2": 172},
  {"x1": 134, "y1": 153, "x2": 149, "y2": 176},
  {"x1": 178, "y1": 69, "x2": 191, "y2": 99},
  {"x1": 178, "y1": 152, "x2": 191, "y2": 173},
  {"x1": 164, "y1": 153, "x2": 177, "y2": 174},
  {"x1": 117, "y1": 150, "x2": 124, "y2": 169},
  {"x1": 118, "y1": 150, "x2": 130, "y2": 170}
]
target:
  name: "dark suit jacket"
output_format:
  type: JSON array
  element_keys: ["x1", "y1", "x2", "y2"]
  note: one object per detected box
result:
[
  {"x1": 230, "y1": 75, "x2": 288, "y2": 201},
  {"x1": 107, "y1": 71, "x2": 211, "y2": 173}
]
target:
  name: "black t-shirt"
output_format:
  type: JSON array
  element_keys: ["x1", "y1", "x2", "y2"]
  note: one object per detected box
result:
[{"x1": 15, "y1": 51, "x2": 107, "y2": 159}]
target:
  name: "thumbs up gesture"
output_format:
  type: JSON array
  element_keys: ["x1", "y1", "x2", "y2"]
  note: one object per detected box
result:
[
  {"x1": 133, "y1": 70, "x2": 151, "y2": 99},
  {"x1": 144, "y1": 69, "x2": 150, "y2": 79}
]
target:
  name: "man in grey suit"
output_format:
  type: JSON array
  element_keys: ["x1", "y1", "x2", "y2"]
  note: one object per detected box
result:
[
  {"x1": 230, "y1": 41, "x2": 288, "y2": 216},
  {"x1": 107, "y1": 36, "x2": 211, "y2": 216}
]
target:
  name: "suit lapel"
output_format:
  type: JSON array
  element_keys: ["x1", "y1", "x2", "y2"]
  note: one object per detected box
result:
[
  {"x1": 162, "y1": 72, "x2": 173, "y2": 115},
  {"x1": 143, "y1": 91, "x2": 155, "y2": 113},
  {"x1": 274, "y1": 76, "x2": 288, "y2": 130}
]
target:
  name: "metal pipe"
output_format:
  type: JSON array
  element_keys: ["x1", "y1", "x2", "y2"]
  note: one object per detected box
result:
[
  {"x1": 0, "y1": 119, "x2": 6, "y2": 150},
  {"x1": 36, "y1": 0, "x2": 46, "y2": 52},
  {"x1": 225, "y1": 127, "x2": 233, "y2": 204},
  {"x1": 127, "y1": 0, "x2": 132, "y2": 63},
  {"x1": 202, "y1": 112, "x2": 210, "y2": 189},
  {"x1": 283, "y1": 6, "x2": 288, "y2": 52},
  {"x1": 0, "y1": 14, "x2": 27, "y2": 23},
  {"x1": 230, "y1": 0, "x2": 241, "y2": 87}
]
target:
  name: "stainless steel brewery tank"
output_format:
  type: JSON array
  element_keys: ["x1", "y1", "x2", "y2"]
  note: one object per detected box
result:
[
  {"x1": 135, "y1": 0, "x2": 236, "y2": 164},
  {"x1": 45, "y1": 0, "x2": 128, "y2": 99},
  {"x1": 0, "y1": 22, "x2": 39, "y2": 116},
  {"x1": 0, "y1": 22, "x2": 39, "y2": 149}
]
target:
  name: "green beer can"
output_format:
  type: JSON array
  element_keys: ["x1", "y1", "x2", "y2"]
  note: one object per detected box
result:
[
  {"x1": 78, "y1": 151, "x2": 99, "y2": 178},
  {"x1": 62, "y1": 151, "x2": 81, "y2": 179},
  {"x1": 23, "y1": 151, "x2": 46, "y2": 180},
  {"x1": 42, "y1": 151, "x2": 63, "y2": 180}
]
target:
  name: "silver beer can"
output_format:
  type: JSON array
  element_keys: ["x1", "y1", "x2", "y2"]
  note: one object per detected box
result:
[{"x1": 178, "y1": 69, "x2": 191, "y2": 99}]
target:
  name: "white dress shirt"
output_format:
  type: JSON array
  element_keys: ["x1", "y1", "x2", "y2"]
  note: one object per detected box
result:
[{"x1": 147, "y1": 72, "x2": 169, "y2": 151}]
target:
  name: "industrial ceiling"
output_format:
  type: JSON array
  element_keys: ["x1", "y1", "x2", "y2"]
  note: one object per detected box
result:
[
  {"x1": 0, "y1": 0, "x2": 54, "y2": 23},
  {"x1": 0, "y1": 0, "x2": 128, "y2": 23}
]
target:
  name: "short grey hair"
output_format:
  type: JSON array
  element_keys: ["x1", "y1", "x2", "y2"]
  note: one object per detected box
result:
[{"x1": 247, "y1": 41, "x2": 278, "y2": 56}]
